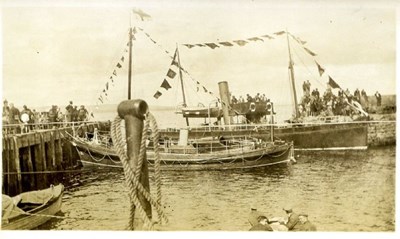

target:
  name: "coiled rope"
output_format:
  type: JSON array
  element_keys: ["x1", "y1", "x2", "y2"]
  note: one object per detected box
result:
[{"x1": 110, "y1": 112, "x2": 168, "y2": 230}]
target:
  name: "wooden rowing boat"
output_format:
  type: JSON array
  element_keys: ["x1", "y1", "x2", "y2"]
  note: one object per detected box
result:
[{"x1": 1, "y1": 184, "x2": 64, "y2": 230}]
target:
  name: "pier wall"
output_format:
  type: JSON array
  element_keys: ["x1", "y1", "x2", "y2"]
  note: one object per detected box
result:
[
  {"x1": 367, "y1": 113, "x2": 396, "y2": 147},
  {"x1": 2, "y1": 128, "x2": 82, "y2": 196}
]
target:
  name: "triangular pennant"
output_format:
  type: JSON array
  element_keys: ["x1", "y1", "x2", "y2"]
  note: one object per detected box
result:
[
  {"x1": 110, "y1": 76, "x2": 113, "y2": 82},
  {"x1": 116, "y1": 63, "x2": 122, "y2": 68},
  {"x1": 98, "y1": 97, "x2": 103, "y2": 103},
  {"x1": 149, "y1": 37, "x2": 157, "y2": 44},
  {"x1": 205, "y1": 43, "x2": 220, "y2": 49},
  {"x1": 315, "y1": 61, "x2": 325, "y2": 77},
  {"x1": 166, "y1": 69, "x2": 177, "y2": 79},
  {"x1": 197, "y1": 86, "x2": 199, "y2": 92},
  {"x1": 121, "y1": 56, "x2": 125, "y2": 62},
  {"x1": 219, "y1": 42, "x2": 234, "y2": 47},
  {"x1": 196, "y1": 44, "x2": 206, "y2": 47},
  {"x1": 203, "y1": 86, "x2": 208, "y2": 93},
  {"x1": 165, "y1": 50, "x2": 170, "y2": 54},
  {"x1": 247, "y1": 37, "x2": 264, "y2": 42},
  {"x1": 328, "y1": 76, "x2": 340, "y2": 89},
  {"x1": 304, "y1": 47, "x2": 317, "y2": 56},
  {"x1": 106, "y1": 82, "x2": 109, "y2": 90},
  {"x1": 233, "y1": 40, "x2": 248, "y2": 46},
  {"x1": 154, "y1": 91, "x2": 162, "y2": 99},
  {"x1": 160, "y1": 79, "x2": 172, "y2": 90},
  {"x1": 184, "y1": 44, "x2": 195, "y2": 49},
  {"x1": 209, "y1": 91, "x2": 213, "y2": 95},
  {"x1": 274, "y1": 31, "x2": 286, "y2": 35},
  {"x1": 113, "y1": 70, "x2": 117, "y2": 76},
  {"x1": 261, "y1": 34, "x2": 274, "y2": 39}
]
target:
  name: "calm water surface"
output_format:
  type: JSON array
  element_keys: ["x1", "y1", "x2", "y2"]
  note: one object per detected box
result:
[{"x1": 39, "y1": 146, "x2": 395, "y2": 231}]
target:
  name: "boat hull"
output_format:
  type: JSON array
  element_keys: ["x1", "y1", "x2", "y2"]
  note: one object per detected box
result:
[
  {"x1": 73, "y1": 139, "x2": 293, "y2": 170},
  {"x1": 160, "y1": 122, "x2": 368, "y2": 150},
  {"x1": 1, "y1": 185, "x2": 64, "y2": 230}
]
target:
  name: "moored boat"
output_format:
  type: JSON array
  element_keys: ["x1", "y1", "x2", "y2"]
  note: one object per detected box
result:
[
  {"x1": 1, "y1": 184, "x2": 64, "y2": 230},
  {"x1": 70, "y1": 132, "x2": 294, "y2": 171}
]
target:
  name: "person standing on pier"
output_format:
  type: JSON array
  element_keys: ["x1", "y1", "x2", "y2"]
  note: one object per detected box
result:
[
  {"x1": 375, "y1": 91, "x2": 382, "y2": 107},
  {"x1": 48, "y1": 105, "x2": 58, "y2": 123},
  {"x1": 9, "y1": 103, "x2": 21, "y2": 124},
  {"x1": 78, "y1": 105, "x2": 89, "y2": 121},
  {"x1": 65, "y1": 101, "x2": 74, "y2": 122}
]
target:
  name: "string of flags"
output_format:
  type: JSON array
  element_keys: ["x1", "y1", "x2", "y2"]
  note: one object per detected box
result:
[{"x1": 97, "y1": 28, "x2": 136, "y2": 104}]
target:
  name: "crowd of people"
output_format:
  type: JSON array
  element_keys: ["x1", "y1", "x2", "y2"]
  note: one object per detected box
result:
[
  {"x1": 298, "y1": 80, "x2": 382, "y2": 118},
  {"x1": 231, "y1": 93, "x2": 270, "y2": 104},
  {"x1": 2, "y1": 99, "x2": 91, "y2": 130}
]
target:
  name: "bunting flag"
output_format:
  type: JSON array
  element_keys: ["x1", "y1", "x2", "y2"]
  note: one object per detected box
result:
[
  {"x1": 116, "y1": 63, "x2": 122, "y2": 68},
  {"x1": 171, "y1": 59, "x2": 179, "y2": 67},
  {"x1": 328, "y1": 76, "x2": 340, "y2": 89},
  {"x1": 261, "y1": 34, "x2": 274, "y2": 39},
  {"x1": 233, "y1": 40, "x2": 248, "y2": 46},
  {"x1": 205, "y1": 43, "x2": 219, "y2": 49},
  {"x1": 125, "y1": 49, "x2": 128, "y2": 52},
  {"x1": 184, "y1": 44, "x2": 195, "y2": 49},
  {"x1": 98, "y1": 97, "x2": 103, "y2": 103},
  {"x1": 315, "y1": 61, "x2": 325, "y2": 77},
  {"x1": 274, "y1": 31, "x2": 286, "y2": 35},
  {"x1": 203, "y1": 86, "x2": 208, "y2": 93},
  {"x1": 160, "y1": 79, "x2": 172, "y2": 90},
  {"x1": 121, "y1": 56, "x2": 124, "y2": 62},
  {"x1": 166, "y1": 69, "x2": 177, "y2": 79},
  {"x1": 247, "y1": 37, "x2": 264, "y2": 42},
  {"x1": 106, "y1": 82, "x2": 109, "y2": 90},
  {"x1": 113, "y1": 70, "x2": 117, "y2": 76},
  {"x1": 154, "y1": 91, "x2": 162, "y2": 99},
  {"x1": 110, "y1": 76, "x2": 113, "y2": 82},
  {"x1": 303, "y1": 47, "x2": 317, "y2": 56},
  {"x1": 219, "y1": 42, "x2": 234, "y2": 46},
  {"x1": 196, "y1": 44, "x2": 206, "y2": 47}
]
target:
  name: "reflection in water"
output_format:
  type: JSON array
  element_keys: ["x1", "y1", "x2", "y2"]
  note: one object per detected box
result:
[{"x1": 37, "y1": 146, "x2": 395, "y2": 231}]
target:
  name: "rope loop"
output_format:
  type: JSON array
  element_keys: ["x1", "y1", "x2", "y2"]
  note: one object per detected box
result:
[{"x1": 111, "y1": 112, "x2": 167, "y2": 231}]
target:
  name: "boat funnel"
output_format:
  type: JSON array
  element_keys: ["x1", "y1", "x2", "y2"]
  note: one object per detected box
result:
[{"x1": 218, "y1": 81, "x2": 233, "y2": 125}]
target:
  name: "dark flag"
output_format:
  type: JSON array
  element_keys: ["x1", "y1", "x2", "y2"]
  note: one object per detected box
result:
[
  {"x1": 116, "y1": 63, "x2": 122, "y2": 68},
  {"x1": 160, "y1": 79, "x2": 172, "y2": 90},
  {"x1": 205, "y1": 43, "x2": 220, "y2": 49},
  {"x1": 171, "y1": 60, "x2": 179, "y2": 67},
  {"x1": 90, "y1": 112, "x2": 94, "y2": 118},
  {"x1": 184, "y1": 44, "x2": 195, "y2": 49},
  {"x1": 247, "y1": 37, "x2": 264, "y2": 42},
  {"x1": 121, "y1": 56, "x2": 124, "y2": 62},
  {"x1": 328, "y1": 76, "x2": 340, "y2": 89},
  {"x1": 106, "y1": 82, "x2": 109, "y2": 90},
  {"x1": 110, "y1": 76, "x2": 113, "y2": 82},
  {"x1": 274, "y1": 31, "x2": 286, "y2": 35},
  {"x1": 219, "y1": 42, "x2": 234, "y2": 47},
  {"x1": 113, "y1": 70, "x2": 117, "y2": 76},
  {"x1": 165, "y1": 50, "x2": 170, "y2": 54},
  {"x1": 304, "y1": 47, "x2": 317, "y2": 56},
  {"x1": 154, "y1": 91, "x2": 162, "y2": 99},
  {"x1": 203, "y1": 86, "x2": 208, "y2": 93},
  {"x1": 166, "y1": 69, "x2": 177, "y2": 79},
  {"x1": 98, "y1": 97, "x2": 103, "y2": 103},
  {"x1": 261, "y1": 34, "x2": 274, "y2": 39},
  {"x1": 234, "y1": 40, "x2": 248, "y2": 46},
  {"x1": 196, "y1": 44, "x2": 206, "y2": 47},
  {"x1": 315, "y1": 61, "x2": 325, "y2": 76},
  {"x1": 149, "y1": 37, "x2": 157, "y2": 44}
]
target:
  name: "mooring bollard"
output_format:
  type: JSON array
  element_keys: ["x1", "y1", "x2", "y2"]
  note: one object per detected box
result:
[{"x1": 117, "y1": 99, "x2": 152, "y2": 230}]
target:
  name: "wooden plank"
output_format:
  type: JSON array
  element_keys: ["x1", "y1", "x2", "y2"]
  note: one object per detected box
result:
[
  {"x1": 33, "y1": 133, "x2": 45, "y2": 190},
  {"x1": 40, "y1": 132, "x2": 48, "y2": 187},
  {"x1": 25, "y1": 139, "x2": 35, "y2": 191}
]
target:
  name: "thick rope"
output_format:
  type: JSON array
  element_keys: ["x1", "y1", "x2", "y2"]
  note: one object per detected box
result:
[{"x1": 111, "y1": 114, "x2": 168, "y2": 230}]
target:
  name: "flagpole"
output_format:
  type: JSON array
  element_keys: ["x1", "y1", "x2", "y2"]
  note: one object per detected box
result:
[
  {"x1": 128, "y1": 12, "x2": 134, "y2": 100},
  {"x1": 176, "y1": 45, "x2": 189, "y2": 126},
  {"x1": 286, "y1": 30, "x2": 300, "y2": 118}
]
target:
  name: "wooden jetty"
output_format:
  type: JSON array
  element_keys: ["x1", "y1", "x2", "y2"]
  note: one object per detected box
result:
[{"x1": 2, "y1": 122, "x2": 107, "y2": 197}]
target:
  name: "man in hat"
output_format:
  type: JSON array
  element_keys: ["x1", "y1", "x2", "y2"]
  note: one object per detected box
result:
[
  {"x1": 248, "y1": 205, "x2": 264, "y2": 227},
  {"x1": 281, "y1": 206, "x2": 300, "y2": 231},
  {"x1": 294, "y1": 214, "x2": 317, "y2": 231},
  {"x1": 249, "y1": 215, "x2": 273, "y2": 231}
]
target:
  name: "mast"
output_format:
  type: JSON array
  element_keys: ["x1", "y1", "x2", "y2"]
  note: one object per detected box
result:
[
  {"x1": 127, "y1": 27, "x2": 134, "y2": 100},
  {"x1": 286, "y1": 31, "x2": 300, "y2": 118},
  {"x1": 176, "y1": 46, "x2": 189, "y2": 126}
]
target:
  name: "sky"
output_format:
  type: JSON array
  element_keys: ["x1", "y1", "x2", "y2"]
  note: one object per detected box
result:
[{"x1": 1, "y1": 0, "x2": 398, "y2": 109}]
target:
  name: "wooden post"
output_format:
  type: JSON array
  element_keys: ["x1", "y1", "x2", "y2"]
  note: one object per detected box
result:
[
  {"x1": 25, "y1": 139, "x2": 35, "y2": 191},
  {"x1": 2, "y1": 136, "x2": 9, "y2": 194},
  {"x1": 33, "y1": 133, "x2": 45, "y2": 190},
  {"x1": 117, "y1": 99, "x2": 152, "y2": 230},
  {"x1": 39, "y1": 133, "x2": 48, "y2": 187},
  {"x1": 13, "y1": 136, "x2": 22, "y2": 194}
]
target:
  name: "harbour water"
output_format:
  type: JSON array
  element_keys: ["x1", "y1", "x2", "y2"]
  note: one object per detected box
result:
[{"x1": 37, "y1": 145, "x2": 395, "y2": 231}]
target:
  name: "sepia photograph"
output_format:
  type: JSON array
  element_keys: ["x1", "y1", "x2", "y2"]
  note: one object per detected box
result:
[{"x1": 1, "y1": 0, "x2": 398, "y2": 237}]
